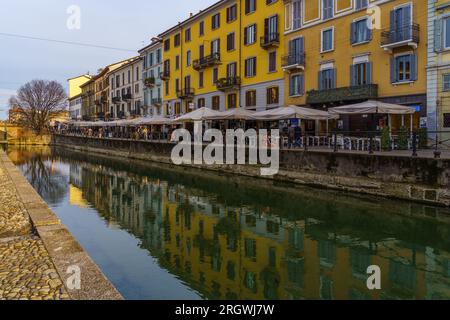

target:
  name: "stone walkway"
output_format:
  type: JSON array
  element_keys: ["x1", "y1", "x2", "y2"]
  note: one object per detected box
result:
[{"x1": 0, "y1": 157, "x2": 69, "y2": 300}]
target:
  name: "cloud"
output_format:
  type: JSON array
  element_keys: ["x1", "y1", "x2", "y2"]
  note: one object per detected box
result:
[{"x1": 0, "y1": 88, "x2": 16, "y2": 119}]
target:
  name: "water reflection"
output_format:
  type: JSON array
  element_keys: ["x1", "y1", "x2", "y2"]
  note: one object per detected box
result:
[{"x1": 7, "y1": 146, "x2": 450, "y2": 300}]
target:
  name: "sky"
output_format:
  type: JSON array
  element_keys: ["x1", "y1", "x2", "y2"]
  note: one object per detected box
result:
[{"x1": 0, "y1": 0, "x2": 217, "y2": 119}]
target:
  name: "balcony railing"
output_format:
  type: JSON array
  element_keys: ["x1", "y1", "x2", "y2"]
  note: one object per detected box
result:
[
  {"x1": 306, "y1": 84, "x2": 379, "y2": 105},
  {"x1": 94, "y1": 99, "x2": 101, "y2": 106},
  {"x1": 381, "y1": 23, "x2": 419, "y2": 50},
  {"x1": 152, "y1": 98, "x2": 162, "y2": 105},
  {"x1": 260, "y1": 33, "x2": 280, "y2": 49},
  {"x1": 160, "y1": 70, "x2": 170, "y2": 80},
  {"x1": 112, "y1": 97, "x2": 121, "y2": 104},
  {"x1": 282, "y1": 53, "x2": 306, "y2": 71},
  {"x1": 144, "y1": 77, "x2": 156, "y2": 88},
  {"x1": 177, "y1": 88, "x2": 195, "y2": 100},
  {"x1": 215, "y1": 76, "x2": 241, "y2": 91},
  {"x1": 193, "y1": 53, "x2": 221, "y2": 70},
  {"x1": 122, "y1": 93, "x2": 132, "y2": 101}
]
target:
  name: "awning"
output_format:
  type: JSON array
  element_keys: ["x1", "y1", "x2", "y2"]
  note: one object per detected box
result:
[
  {"x1": 205, "y1": 108, "x2": 256, "y2": 120},
  {"x1": 173, "y1": 107, "x2": 222, "y2": 123},
  {"x1": 252, "y1": 105, "x2": 338, "y2": 121},
  {"x1": 135, "y1": 115, "x2": 173, "y2": 125},
  {"x1": 328, "y1": 100, "x2": 416, "y2": 115}
]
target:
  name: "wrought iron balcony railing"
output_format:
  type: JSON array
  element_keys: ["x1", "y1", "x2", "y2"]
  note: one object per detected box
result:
[
  {"x1": 215, "y1": 76, "x2": 241, "y2": 91},
  {"x1": 193, "y1": 53, "x2": 221, "y2": 70},
  {"x1": 260, "y1": 33, "x2": 280, "y2": 49},
  {"x1": 177, "y1": 88, "x2": 195, "y2": 100},
  {"x1": 112, "y1": 97, "x2": 121, "y2": 104},
  {"x1": 152, "y1": 98, "x2": 162, "y2": 105},
  {"x1": 144, "y1": 77, "x2": 156, "y2": 88},
  {"x1": 160, "y1": 70, "x2": 170, "y2": 80},
  {"x1": 381, "y1": 23, "x2": 419, "y2": 49},
  {"x1": 122, "y1": 93, "x2": 132, "y2": 101},
  {"x1": 282, "y1": 53, "x2": 306, "y2": 70},
  {"x1": 306, "y1": 84, "x2": 379, "y2": 105}
]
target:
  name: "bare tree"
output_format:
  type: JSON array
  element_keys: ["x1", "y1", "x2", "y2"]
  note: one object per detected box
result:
[{"x1": 9, "y1": 80, "x2": 67, "y2": 134}]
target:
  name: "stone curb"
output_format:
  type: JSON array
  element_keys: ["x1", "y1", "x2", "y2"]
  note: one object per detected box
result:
[{"x1": 0, "y1": 150, "x2": 123, "y2": 300}]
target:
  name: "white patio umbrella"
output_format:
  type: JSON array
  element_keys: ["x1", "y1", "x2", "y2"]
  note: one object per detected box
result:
[
  {"x1": 172, "y1": 107, "x2": 222, "y2": 123},
  {"x1": 206, "y1": 108, "x2": 256, "y2": 120},
  {"x1": 252, "y1": 105, "x2": 338, "y2": 121},
  {"x1": 135, "y1": 115, "x2": 173, "y2": 125}
]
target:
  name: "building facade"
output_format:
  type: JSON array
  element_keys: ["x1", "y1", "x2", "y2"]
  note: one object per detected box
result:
[
  {"x1": 159, "y1": 0, "x2": 286, "y2": 118},
  {"x1": 80, "y1": 78, "x2": 95, "y2": 120},
  {"x1": 68, "y1": 75, "x2": 91, "y2": 120},
  {"x1": 108, "y1": 57, "x2": 143, "y2": 119},
  {"x1": 283, "y1": 0, "x2": 427, "y2": 132},
  {"x1": 139, "y1": 38, "x2": 164, "y2": 117},
  {"x1": 427, "y1": 0, "x2": 450, "y2": 142}
]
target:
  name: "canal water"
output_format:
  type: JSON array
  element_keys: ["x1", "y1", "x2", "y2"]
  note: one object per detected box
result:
[{"x1": 4, "y1": 145, "x2": 450, "y2": 300}]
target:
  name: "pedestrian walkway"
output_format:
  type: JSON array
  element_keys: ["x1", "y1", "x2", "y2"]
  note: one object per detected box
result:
[{"x1": 0, "y1": 155, "x2": 69, "y2": 300}]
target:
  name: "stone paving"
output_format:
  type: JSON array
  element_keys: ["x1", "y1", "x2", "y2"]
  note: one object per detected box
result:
[{"x1": 0, "y1": 157, "x2": 69, "y2": 300}]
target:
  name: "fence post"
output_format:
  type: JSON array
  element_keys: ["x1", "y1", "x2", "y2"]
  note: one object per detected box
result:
[
  {"x1": 412, "y1": 131, "x2": 418, "y2": 157},
  {"x1": 333, "y1": 132, "x2": 338, "y2": 153}
]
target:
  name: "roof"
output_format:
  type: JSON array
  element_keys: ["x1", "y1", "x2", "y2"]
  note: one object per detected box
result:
[
  {"x1": 67, "y1": 74, "x2": 91, "y2": 82},
  {"x1": 68, "y1": 93, "x2": 83, "y2": 101},
  {"x1": 158, "y1": 0, "x2": 229, "y2": 37},
  {"x1": 106, "y1": 57, "x2": 141, "y2": 75},
  {"x1": 138, "y1": 37, "x2": 163, "y2": 53}
]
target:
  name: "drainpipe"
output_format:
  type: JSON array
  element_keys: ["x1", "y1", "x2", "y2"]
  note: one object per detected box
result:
[{"x1": 239, "y1": 0, "x2": 243, "y2": 108}]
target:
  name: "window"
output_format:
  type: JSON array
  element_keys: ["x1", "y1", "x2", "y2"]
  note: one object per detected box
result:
[
  {"x1": 391, "y1": 54, "x2": 417, "y2": 83},
  {"x1": 444, "y1": 113, "x2": 450, "y2": 128},
  {"x1": 197, "y1": 98, "x2": 205, "y2": 108},
  {"x1": 149, "y1": 53, "x2": 154, "y2": 67},
  {"x1": 290, "y1": 74, "x2": 304, "y2": 96},
  {"x1": 185, "y1": 28, "x2": 191, "y2": 42},
  {"x1": 245, "y1": 57, "x2": 256, "y2": 77},
  {"x1": 163, "y1": 59, "x2": 170, "y2": 75},
  {"x1": 135, "y1": 83, "x2": 139, "y2": 93},
  {"x1": 199, "y1": 21, "x2": 205, "y2": 36},
  {"x1": 244, "y1": 24, "x2": 257, "y2": 45},
  {"x1": 246, "y1": 90, "x2": 256, "y2": 107},
  {"x1": 266, "y1": 0, "x2": 277, "y2": 4},
  {"x1": 136, "y1": 67, "x2": 139, "y2": 81},
  {"x1": 165, "y1": 80, "x2": 169, "y2": 95},
  {"x1": 128, "y1": 70, "x2": 131, "y2": 84},
  {"x1": 164, "y1": 39, "x2": 170, "y2": 51},
  {"x1": 213, "y1": 67, "x2": 219, "y2": 83},
  {"x1": 264, "y1": 15, "x2": 279, "y2": 42},
  {"x1": 268, "y1": 51, "x2": 277, "y2": 72},
  {"x1": 292, "y1": 0, "x2": 302, "y2": 30},
  {"x1": 156, "y1": 49, "x2": 161, "y2": 63},
  {"x1": 288, "y1": 37, "x2": 304, "y2": 64},
  {"x1": 174, "y1": 33, "x2": 181, "y2": 47},
  {"x1": 443, "y1": 74, "x2": 450, "y2": 91},
  {"x1": 228, "y1": 93, "x2": 237, "y2": 108},
  {"x1": 186, "y1": 50, "x2": 191, "y2": 66},
  {"x1": 322, "y1": 0, "x2": 334, "y2": 20},
  {"x1": 175, "y1": 55, "x2": 180, "y2": 70},
  {"x1": 227, "y1": 62, "x2": 237, "y2": 77},
  {"x1": 227, "y1": 32, "x2": 235, "y2": 51},
  {"x1": 212, "y1": 13, "x2": 220, "y2": 30},
  {"x1": 319, "y1": 68, "x2": 336, "y2": 90},
  {"x1": 445, "y1": 18, "x2": 450, "y2": 49},
  {"x1": 245, "y1": 0, "x2": 256, "y2": 14},
  {"x1": 212, "y1": 96, "x2": 220, "y2": 110},
  {"x1": 321, "y1": 28, "x2": 334, "y2": 52},
  {"x1": 211, "y1": 39, "x2": 220, "y2": 55},
  {"x1": 199, "y1": 71, "x2": 204, "y2": 88},
  {"x1": 267, "y1": 87, "x2": 279, "y2": 104},
  {"x1": 355, "y1": 0, "x2": 368, "y2": 10},
  {"x1": 175, "y1": 78, "x2": 180, "y2": 92},
  {"x1": 351, "y1": 62, "x2": 372, "y2": 86},
  {"x1": 351, "y1": 18, "x2": 371, "y2": 44},
  {"x1": 227, "y1": 4, "x2": 237, "y2": 23}
]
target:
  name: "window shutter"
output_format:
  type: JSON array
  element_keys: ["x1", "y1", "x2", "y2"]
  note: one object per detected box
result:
[
  {"x1": 289, "y1": 76, "x2": 294, "y2": 96},
  {"x1": 332, "y1": 69, "x2": 336, "y2": 88},
  {"x1": 318, "y1": 71, "x2": 323, "y2": 90},
  {"x1": 435, "y1": 19, "x2": 443, "y2": 52},
  {"x1": 389, "y1": 10, "x2": 395, "y2": 32},
  {"x1": 350, "y1": 65, "x2": 356, "y2": 86},
  {"x1": 299, "y1": 75, "x2": 304, "y2": 95},
  {"x1": 366, "y1": 62, "x2": 372, "y2": 84},
  {"x1": 264, "y1": 18, "x2": 269, "y2": 39},
  {"x1": 299, "y1": 37, "x2": 304, "y2": 53},
  {"x1": 253, "y1": 57, "x2": 257, "y2": 76},
  {"x1": 390, "y1": 57, "x2": 397, "y2": 83},
  {"x1": 350, "y1": 22, "x2": 356, "y2": 44},
  {"x1": 285, "y1": 3, "x2": 292, "y2": 31},
  {"x1": 411, "y1": 54, "x2": 418, "y2": 81},
  {"x1": 244, "y1": 27, "x2": 248, "y2": 45},
  {"x1": 367, "y1": 22, "x2": 373, "y2": 41}
]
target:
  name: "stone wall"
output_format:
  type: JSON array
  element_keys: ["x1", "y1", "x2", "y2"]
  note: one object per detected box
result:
[
  {"x1": 2, "y1": 124, "x2": 51, "y2": 145},
  {"x1": 52, "y1": 134, "x2": 450, "y2": 207}
]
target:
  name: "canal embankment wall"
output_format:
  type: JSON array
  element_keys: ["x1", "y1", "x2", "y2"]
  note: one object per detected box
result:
[
  {"x1": 0, "y1": 149, "x2": 123, "y2": 300},
  {"x1": 52, "y1": 134, "x2": 450, "y2": 207}
]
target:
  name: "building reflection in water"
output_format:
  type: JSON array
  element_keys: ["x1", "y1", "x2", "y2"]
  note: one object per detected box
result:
[{"x1": 9, "y1": 146, "x2": 450, "y2": 300}]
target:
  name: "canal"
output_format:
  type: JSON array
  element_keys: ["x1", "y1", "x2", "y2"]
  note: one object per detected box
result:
[{"x1": 4, "y1": 145, "x2": 450, "y2": 300}]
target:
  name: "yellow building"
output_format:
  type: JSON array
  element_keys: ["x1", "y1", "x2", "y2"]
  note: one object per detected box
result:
[
  {"x1": 428, "y1": 0, "x2": 450, "y2": 145},
  {"x1": 68, "y1": 74, "x2": 91, "y2": 99},
  {"x1": 158, "y1": 0, "x2": 286, "y2": 117},
  {"x1": 80, "y1": 78, "x2": 95, "y2": 120},
  {"x1": 283, "y1": 0, "x2": 427, "y2": 133}
]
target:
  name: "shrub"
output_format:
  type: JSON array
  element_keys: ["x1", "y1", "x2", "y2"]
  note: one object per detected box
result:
[
  {"x1": 397, "y1": 126, "x2": 409, "y2": 150},
  {"x1": 381, "y1": 127, "x2": 391, "y2": 151}
]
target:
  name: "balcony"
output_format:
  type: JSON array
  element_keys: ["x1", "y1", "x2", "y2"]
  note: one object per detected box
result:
[
  {"x1": 160, "y1": 70, "x2": 170, "y2": 81},
  {"x1": 94, "y1": 99, "x2": 101, "y2": 106},
  {"x1": 101, "y1": 96, "x2": 108, "y2": 104},
  {"x1": 193, "y1": 53, "x2": 221, "y2": 71},
  {"x1": 260, "y1": 33, "x2": 280, "y2": 49},
  {"x1": 306, "y1": 84, "x2": 378, "y2": 105},
  {"x1": 215, "y1": 77, "x2": 241, "y2": 92},
  {"x1": 144, "y1": 77, "x2": 156, "y2": 88},
  {"x1": 152, "y1": 98, "x2": 162, "y2": 105},
  {"x1": 122, "y1": 93, "x2": 132, "y2": 101},
  {"x1": 282, "y1": 53, "x2": 306, "y2": 71},
  {"x1": 381, "y1": 23, "x2": 419, "y2": 51},
  {"x1": 177, "y1": 88, "x2": 195, "y2": 100},
  {"x1": 112, "y1": 97, "x2": 121, "y2": 104}
]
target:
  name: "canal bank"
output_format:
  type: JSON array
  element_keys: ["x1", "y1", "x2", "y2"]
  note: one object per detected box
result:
[
  {"x1": 52, "y1": 134, "x2": 450, "y2": 207},
  {"x1": 0, "y1": 149, "x2": 122, "y2": 300}
]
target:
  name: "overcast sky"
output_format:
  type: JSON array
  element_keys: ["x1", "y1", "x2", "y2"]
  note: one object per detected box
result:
[{"x1": 0, "y1": 0, "x2": 216, "y2": 119}]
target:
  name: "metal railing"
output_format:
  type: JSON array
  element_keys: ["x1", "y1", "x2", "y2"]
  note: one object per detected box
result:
[
  {"x1": 260, "y1": 33, "x2": 280, "y2": 48},
  {"x1": 381, "y1": 23, "x2": 420, "y2": 46},
  {"x1": 282, "y1": 53, "x2": 305, "y2": 69}
]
